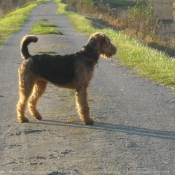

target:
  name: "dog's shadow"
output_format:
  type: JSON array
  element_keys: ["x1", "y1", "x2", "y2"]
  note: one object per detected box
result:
[{"x1": 32, "y1": 119, "x2": 175, "y2": 140}]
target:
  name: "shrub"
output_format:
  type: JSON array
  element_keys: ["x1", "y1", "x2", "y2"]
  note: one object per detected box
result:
[
  {"x1": 65, "y1": 0, "x2": 115, "y2": 24},
  {"x1": 64, "y1": 0, "x2": 175, "y2": 56},
  {"x1": 116, "y1": 0, "x2": 161, "y2": 41},
  {"x1": 76, "y1": 0, "x2": 96, "y2": 14}
]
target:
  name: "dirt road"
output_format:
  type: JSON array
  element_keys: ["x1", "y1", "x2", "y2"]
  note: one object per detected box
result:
[{"x1": 1, "y1": 1, "x2": 175, "y2": 174}]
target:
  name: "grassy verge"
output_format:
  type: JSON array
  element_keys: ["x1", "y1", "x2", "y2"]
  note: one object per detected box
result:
[
  {"x1": 0, "y1": 1, "x2": 41, "y2": 45},
  {"x1": 29, "y1": 21, "x2": 62, "y2": 35},
  {"x1": 55, "y1": 0, "x2": 175, "y2": 87},
  {"x1": 0, "y1": 0, "x2": 53, "y2": 45},
  {"x1": 55, "y1": 0, "x2": 96, "y2": 35}
]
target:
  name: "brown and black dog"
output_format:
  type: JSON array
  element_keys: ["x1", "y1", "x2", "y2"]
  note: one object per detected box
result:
[{"x1": 17, "y1": 32, "x2": 117, "y2": 124}]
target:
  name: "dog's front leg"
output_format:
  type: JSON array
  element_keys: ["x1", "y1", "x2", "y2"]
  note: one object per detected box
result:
[{"x1": 75, "y1": 88, "x2": 94, "y2": 125}]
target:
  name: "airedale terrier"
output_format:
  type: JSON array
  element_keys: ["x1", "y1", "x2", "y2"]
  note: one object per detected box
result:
[{"x1": 17, "y1": 32, "x2": 117, "y2": 124}]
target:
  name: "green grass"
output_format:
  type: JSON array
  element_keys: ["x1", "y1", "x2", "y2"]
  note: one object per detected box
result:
[
  {"x1": 55, "y1": 0, "x2": 96, "y2": 35},
  {"x1": 67, "y1": 117, "x2": 78, "y2": 123},
  {"x1": 0, "y1": 1, "x2": 40, "y2": 45},
  {"x1": 0, "y1": 0, "x2": 53, "y2": 45},
  {"x1": 114, "y1": 34, "x2": 175, "y2": 85},
  {"x1": 55, "y1": 0, "x2": 175, "y2": 86},
  {"x1": 29, "y1": 21, "x2": 62, "y2": 35}
]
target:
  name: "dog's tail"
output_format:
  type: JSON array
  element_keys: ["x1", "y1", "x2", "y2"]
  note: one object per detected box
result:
[{"x1": 20, "y1": 35, "x2": 38, "y2": 59}]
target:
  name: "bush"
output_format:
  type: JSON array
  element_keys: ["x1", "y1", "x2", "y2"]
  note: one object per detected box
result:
[
  {"x1": 76, "y1": 0, "x2": 96, "y2": 14},
  {"x1": 114, "y1": 0, "x2": 160, "y2": 41},
  {"x1": 65, "y1": 0, "x2": 115, "y2": 24},
  {"x1": 64, "y1": 0, "x2": 175, "y2": 56}
]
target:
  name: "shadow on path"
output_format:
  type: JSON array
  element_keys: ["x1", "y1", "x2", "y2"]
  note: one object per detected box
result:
[{"x1": 31, "y1": 119, "x2": 175, "y2": 140}]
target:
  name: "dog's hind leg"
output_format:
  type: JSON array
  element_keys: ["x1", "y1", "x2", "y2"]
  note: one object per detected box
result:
[
  {"x1": 28, "y1": 79, "x2": 47, "y2": 120},
  {"x1": 75, "y1": 88, "x2": 94, "y2": 125},
  {"x1": 17, "y1": 70, "x2": 35, "y2": 123}
]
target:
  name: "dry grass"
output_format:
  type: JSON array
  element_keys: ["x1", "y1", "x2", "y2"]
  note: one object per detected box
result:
[
  {"x1": 65, "y1": 0, "x2": 116, "y2": 23},
  {"x1": 0, "y1": 0, "x2": 35, "y2": 18},
  {"x1": 64, "y1": 0, "x2": 175, "y2": 57},
  {"x1": 64, "y1": 0, "x2": 158, "y2": 39}
]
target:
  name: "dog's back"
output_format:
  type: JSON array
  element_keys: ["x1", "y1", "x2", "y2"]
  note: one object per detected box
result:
[{"x1": 29, "y1": 54, "x2": 78, "y2": 86}]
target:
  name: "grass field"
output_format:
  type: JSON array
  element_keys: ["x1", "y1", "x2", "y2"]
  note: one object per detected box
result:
[{"x1": 55, "y1": 0, "x2": 175, "y2": 87}]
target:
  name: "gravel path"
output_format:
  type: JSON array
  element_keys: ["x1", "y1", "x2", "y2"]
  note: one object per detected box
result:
[{"x1": 1, "y1": 1, "x2": 175, "y2": 174}]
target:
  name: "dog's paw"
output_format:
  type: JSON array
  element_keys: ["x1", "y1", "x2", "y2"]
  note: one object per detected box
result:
[
  {"x1": 85, "y1": 117, "x2": 94, "y2": 125},
  {"x1": 18, "y1": 116, "x2": 29, "y2": 123},
  {"x1": 35, "y1": 115, "x2": 42, "y2": 120}
]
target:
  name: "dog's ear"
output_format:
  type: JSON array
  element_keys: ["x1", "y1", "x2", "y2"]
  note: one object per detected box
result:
[
  {"x1": 102, "y1": 34, "x2": 110, "y2": 44},
  {"x1": 88, "y1": 36, "x2": 97, "y2": 47}
]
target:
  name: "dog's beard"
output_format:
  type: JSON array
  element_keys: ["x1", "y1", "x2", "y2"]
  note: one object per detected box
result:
[
  {"x1": 100, "y1": 48, "x2": 116, "y2": 59},
  {"x1": 100, "y1": 53, "x2": 113, "y2": 59}
]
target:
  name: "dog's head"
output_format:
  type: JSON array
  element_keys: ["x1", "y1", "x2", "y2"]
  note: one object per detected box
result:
[{"x1": 87, "y1": 32, "x2": 117, "y2": 59}]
